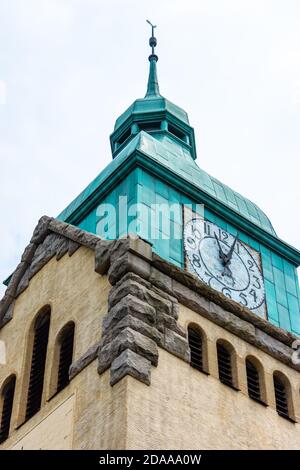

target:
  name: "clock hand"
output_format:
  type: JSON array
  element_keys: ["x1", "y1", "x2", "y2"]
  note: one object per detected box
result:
[
  {"x1": 224, "y1": 234, "x2": 239, "y2": 265},
  {"x1": 214, "y1": 234, "x2": 227, "y2": 264},
  {"x1": 221, "y1": 263, "x2": 232, "y2": 277},
  {"x1": 221, "y1": 264, "x2": 236, "y2": 286}
]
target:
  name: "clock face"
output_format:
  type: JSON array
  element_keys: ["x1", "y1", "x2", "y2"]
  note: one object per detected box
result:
[{"x1": 184, "y1": 218, "x2": 265, "y2": 315}]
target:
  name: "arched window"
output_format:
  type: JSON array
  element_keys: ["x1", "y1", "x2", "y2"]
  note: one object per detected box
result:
[
  {"x1": 56, "y1": 322, "x2": 75, "y2": 393},
  {"x1": 246, "y1": 357, "x2": 263, "y2": 403},
  {"x1": 188, "y1": 325, "x2": 204, "y2": 372},
  {"x1": 273, "y1": 372, "x2": 293, "y2": 421},
  {"x1": 0, "y1": 376, "x2": 16, "y2": 444},
  {"x1": 217, "y1": 341, "x2": 236, "y2": 389},
  {"x1": 25, "y1": 308, "x2": 51, "y2": 421}
]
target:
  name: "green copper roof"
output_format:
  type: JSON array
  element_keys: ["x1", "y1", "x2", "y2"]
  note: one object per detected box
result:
[
  {"x1": 58, "y1": 131, "x2": 276, "y2": 236},
  {"x1": 57, "y1": 25, "x2": 299, "y2": 261},
  {"x1": 113, "y1": 49, "x2": 189, "y2": 131},
  {"x1": 55, "y1": 25, "x2": 300, "y2": 338},
  {"x1": 138, "y1": 133, "x2": 276, "y2": 235},
  {"x1": 110, "y1": 51, "x2": 196, "y2": 161},
  {"x1": 114, "y1": 95, "x2": 190, "y2": 131}
]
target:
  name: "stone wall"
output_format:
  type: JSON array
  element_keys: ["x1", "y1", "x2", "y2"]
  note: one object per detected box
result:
[
  {"x1": 125, "y1": 347, "x2": 300, "y2": 450},
  {"x1": 0, "y1": 246, "x2": 115, "y2": 449},
  {"x1": 0, "y1": 219, "x2": 299, "y2": 450}
]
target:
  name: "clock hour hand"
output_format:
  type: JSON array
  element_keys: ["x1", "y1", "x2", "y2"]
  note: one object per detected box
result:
[
  {"x1": 222, "y1": 264, "x2": 232, "y2": 277},
  {"x1": 221, "y1": 264, "x2": 236, "y2": 286},
  {"x1": 214, "y1": 234, "x2": 227, "y2": 264}
]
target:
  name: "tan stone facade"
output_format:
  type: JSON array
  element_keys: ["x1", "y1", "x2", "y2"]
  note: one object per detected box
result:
[{"x1": 0, "y1": 218, "x2": 299, "y2": 450}]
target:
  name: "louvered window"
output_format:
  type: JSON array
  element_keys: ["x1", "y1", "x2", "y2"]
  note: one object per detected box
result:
[
  {"x1": 168, "y1": 124, "x2": 186, "y2": 142},
  {"x1": 57, "y1": 323, "x2": 75, "y2": 393},
  {"x1": 274, "y1": 375, "x2": 290, "y2": 420},
  {"x1": 117, "y1": 128, "x2": 131, "y2": 146},
  {"x1": 246, "y1": 359, "x2": 262, "y2": 403},
  {"x1": 0, "y1": 376, "x2": 16, "y2": 444},
  {"x1": 139, "y1": 122, "x2": 161, "y2": 133},
  {"x1": 217, "y1": 343, "x2": 233, "y2": 387},
  {"x1": 188, "y1": 326, "x2": 203, "y2": 372},
  {"x1": 25, "y1": 311, "x2": 50, "y2": 421}
]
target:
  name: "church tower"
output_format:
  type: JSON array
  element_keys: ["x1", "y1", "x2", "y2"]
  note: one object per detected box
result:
[{"x1": 0, "y1": 25, "x2": 300, "y2": 450}]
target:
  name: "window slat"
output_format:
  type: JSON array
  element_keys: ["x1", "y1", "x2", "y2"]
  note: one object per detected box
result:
[
  {"x1": 0, "y1": 377, "x2": 16, "y2": 444},
  {"x1": 217, "y1": 344, "x2": 233, "y2": 387},
  {"x1": 188, "y1": 327, "x2": 203, "y2": 372},
  {"x1": 56, "y1": 324, "x2": 75, "y2": 393},
  {"x1": 274, "y1": 376, "x2": 290, "y2": 420},
  {"x1": 25, "y1": 313, "x2": 50, "y2": 421},
  {"x1": 246, "y1": 359, "x2": 262, "y2": 403}
]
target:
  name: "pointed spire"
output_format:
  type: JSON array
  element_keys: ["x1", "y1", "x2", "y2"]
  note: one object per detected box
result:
[
  {"x1": 145, "y1": 20, "x2": 161, "y2": 98},
  {"x1": 145, "y1": 55, "x2": 160, "y2": 97}
]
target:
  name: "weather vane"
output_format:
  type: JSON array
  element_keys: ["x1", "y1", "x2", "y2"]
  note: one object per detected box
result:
[{"x1": 146, "y1": 19, "x2": 157, "y2": 57}]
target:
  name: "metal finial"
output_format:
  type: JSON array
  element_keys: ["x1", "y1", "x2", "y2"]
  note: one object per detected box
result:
[
  {"x1": 145, "y1": 20, "x2": 160, "y2": 97},
  {"x1": 146, "y1": 20, "x2": 157, "y2": 58}
]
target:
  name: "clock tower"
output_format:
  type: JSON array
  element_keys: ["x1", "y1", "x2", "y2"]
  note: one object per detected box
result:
[
  {"x1": 58, "y1": 25, "x2": 300, "y2": 336},
  {"x1": 1, "y1": 25, "x2": 300, "y2": 450}
]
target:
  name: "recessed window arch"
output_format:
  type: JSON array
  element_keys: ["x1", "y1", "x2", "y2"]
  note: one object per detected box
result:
[
  {"x1": 0, "y1": 375, "x2": 16, "y2": 444},
  {"x1": 273, "y1": 371, "x2": 295, "y2": 422},
  {"x1": 216, "y1": 339, "x2": 238, "y2": 390},
  {"x1": 25, "y1": 306, "x2": 51, "y2": 421},
  {"x1": 187, "y1": 323, "x2": 208, "y2": 373},
  {"x1": 245, "y1": 356, "x2": 266, "y2": 405},
  {"x1": 55, "y1": 322, "x2": 75, "y2": 394}
]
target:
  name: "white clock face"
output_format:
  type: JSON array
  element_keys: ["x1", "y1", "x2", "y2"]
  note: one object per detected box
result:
[{"x1": 184, "y1": 218, "x2": 265, "y2": 315}]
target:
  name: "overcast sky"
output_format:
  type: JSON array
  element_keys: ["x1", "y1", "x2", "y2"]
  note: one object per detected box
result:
[{"x1": 0, "y1": 0, "x2": 300, "y2": 297}]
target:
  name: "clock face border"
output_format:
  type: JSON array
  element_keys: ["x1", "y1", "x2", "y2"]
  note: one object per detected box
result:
[{"x1": 183, "y1": 211, "x2": 266, "y2": 317}]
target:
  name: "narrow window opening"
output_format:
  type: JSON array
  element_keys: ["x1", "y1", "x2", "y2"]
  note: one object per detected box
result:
[
  {"x1": 117, "y1": 128, "x2": 131, "y2": 146},
  {"x1": 217, "y1": 343, "x2": 233, "y2": 388},
  {"x1": 56, "y1": 323, "x2": 75, "y2": 393},
  {"x1": 273, "y1": 375, "x2": 290, "y2": 420},
  {"x1": 25, "y1": 311, "x2": 50, "y2": 421},
  {"x1": 168, "y1": 124, "x2": 185, "y2": 141},
  {"x1": 188, "y1": 326, "x2": 203, "y2": 372},
  {"x1": 0, "y1": 376, "x2": 16, "y2": 444},
  {"x1": 139, "y1": 121, "x2": 161, "y2": 132},
  {"x1": 246, "y1": 359, "x2": 262, "y2": 403}
]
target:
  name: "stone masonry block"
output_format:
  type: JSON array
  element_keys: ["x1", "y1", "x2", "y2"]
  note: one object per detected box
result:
[
  {"x1": 103, "y1": 294, "x2": 156, "y2": 334},
  {"x1": 163, "y1": 328, "x2": 190, "y2": 363},
  {"x1": 69, "y1": 342, "x2": 101, "y2": 380},
  {"x1": 98, "y1": 326, "x2": 158, "y2": 376},
  {"x1": 110, "y1": 348, "x2": 151, "y2": 386},
  {"x1": 108, "y1": 278, "x2": 172, "y2": 317},
  {"x1": 108, "y1": 253, "x2": 151, "y2": 285},
  {"x1": 95, "y1": 240, "x2": 115, "y2": 275},
  {"x1": 102, "y1": 315, "x2": 163, "y2": 347}
]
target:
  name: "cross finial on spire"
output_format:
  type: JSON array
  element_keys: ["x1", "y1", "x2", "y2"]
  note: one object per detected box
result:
[
  {"x1": 146, "y1": 19, "x2": 157, "y2": 58},
  {"x1": 145, "y1": 20, "x2": 160, "y2": 97}
]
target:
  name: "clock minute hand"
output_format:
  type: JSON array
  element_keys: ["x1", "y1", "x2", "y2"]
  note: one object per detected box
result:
[{"x1": 224, "y1": 234, "x2": 239, "y2": 265}]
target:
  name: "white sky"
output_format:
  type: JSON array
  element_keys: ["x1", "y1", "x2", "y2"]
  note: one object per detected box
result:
[{"x1": 0, "y1": 0, "x2": 300, "y2": 297}]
